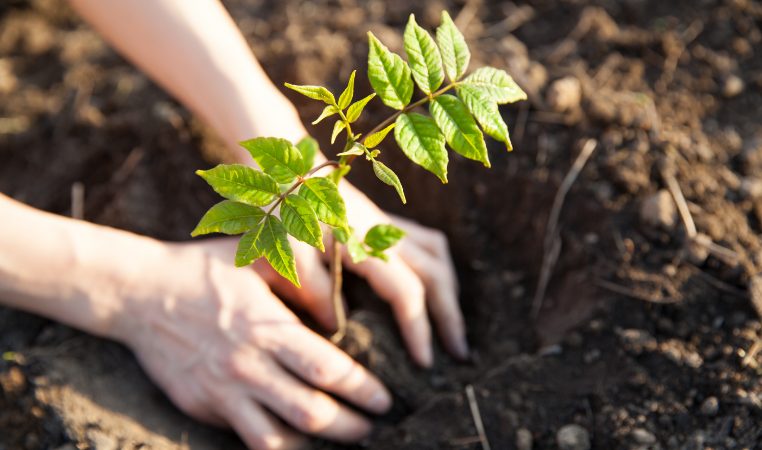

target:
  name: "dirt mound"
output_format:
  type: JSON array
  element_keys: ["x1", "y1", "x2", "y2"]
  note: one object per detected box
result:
[{"x1": 1, "y1": 0, "x2": 760, "y2": 449}]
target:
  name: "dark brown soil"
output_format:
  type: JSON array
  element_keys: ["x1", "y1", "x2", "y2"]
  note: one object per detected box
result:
[{"x1": 1, "y1": 0, "x2": 761, "y2": 449}]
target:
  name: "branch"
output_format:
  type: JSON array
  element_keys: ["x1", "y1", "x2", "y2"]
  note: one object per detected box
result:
[
  {"x1": 265, "y1": 160, "x2": 340, "y2": 216},
  {"x1": 360, "y1": 83, "x2": 457, "y2": 145}
]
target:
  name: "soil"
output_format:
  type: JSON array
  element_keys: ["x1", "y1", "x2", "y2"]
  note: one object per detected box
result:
[{"x1": 1, "y1": 0, "x2": 761, "y2": 449}]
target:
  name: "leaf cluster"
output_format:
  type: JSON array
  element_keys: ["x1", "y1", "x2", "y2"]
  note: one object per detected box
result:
[
  {"x1": 192, "y1": 11, "x2": 526, "y2": 288},
  {"x1": 193, "y1": 136, "x2": 405, "y2": 286}
]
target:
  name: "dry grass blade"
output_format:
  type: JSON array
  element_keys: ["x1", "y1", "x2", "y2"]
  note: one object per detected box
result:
[
  {"x1": 532, "y1": 139, "x2": 597, "y2": 318},
  {"x1": 465, "y1": 384, "x2": 491, "y2": 450}
]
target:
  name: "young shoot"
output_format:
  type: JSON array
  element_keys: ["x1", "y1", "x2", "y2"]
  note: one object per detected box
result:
[{"x1": 192, "y1": 11, "x2": 527, "y2": 338}]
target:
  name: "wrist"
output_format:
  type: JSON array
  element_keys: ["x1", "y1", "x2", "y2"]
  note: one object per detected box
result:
[
  {"x1": 223, "y1": 95, "x2": 311, "y2": 164},
  {"x1": 66, "y1": 225, "x2": 175, "y2": 341}
]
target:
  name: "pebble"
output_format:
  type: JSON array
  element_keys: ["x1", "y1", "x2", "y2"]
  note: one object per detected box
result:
[
  {"x1": 687, "y1": 233, "x2": 712, "y2": 265},
  {"x1": 639, "y1": 190, "x2": 677, "y2": 230},
  {"x1": 740, "y1": 177, "x2": 762, "y2": 199},
  {"x1": 631, "y1": 428, "x2": 657, "y2": 445},
  {"x1": 86, "y1": 430, "x2": 118, "y2": 450},
  {"x1": 723, "y1": 75, "x2": 744, "y2": 98},
  {"x1": 516, "y1": 428, "x2": 533, "y2": 450},
  {"x1": 747, "y1": 274, "x2": 762, "y2": 319},
  {"x1": 546, "y1": 76, "x2": 582, "y2": 113},
  {"x1": 700, "y1": 396, "x2": 719, "y2": 416},
  {"x1": 556, "y1": 424, "x2": 591, "y2": 450}
]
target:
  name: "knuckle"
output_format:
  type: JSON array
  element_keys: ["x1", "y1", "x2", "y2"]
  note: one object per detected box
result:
[
  {"x1": 304, "y1": 361, "x2": 333, "y2": 386},
  {"x1": 407, "y1": 278, "x2": 426, "y2": 302},
  {"x1": 431, "y1": 231, "x2": 450, "y2": 254},
  {"x1": 222, "y1": 352, "x2": 249, "y2": 380},
  {"x1": 289, "y1": 402, "x2": 325, "y2": 433}
]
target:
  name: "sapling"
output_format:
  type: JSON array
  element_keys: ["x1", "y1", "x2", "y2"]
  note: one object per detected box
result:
[{"x1": 192, "y1": 11, "x2": 526, "y2": 339}]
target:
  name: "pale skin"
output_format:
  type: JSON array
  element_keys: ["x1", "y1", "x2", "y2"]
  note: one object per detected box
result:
[{"x1": 0, "y1": 1, "x2": 467, "y2": 449}]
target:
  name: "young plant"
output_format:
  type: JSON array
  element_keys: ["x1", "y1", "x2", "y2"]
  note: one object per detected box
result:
[{"x1": 192, "y1": 11, "x2": 526, "y2": 339}]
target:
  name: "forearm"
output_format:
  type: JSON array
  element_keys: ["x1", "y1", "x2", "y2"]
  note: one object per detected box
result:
[
  {"x1": 67, "y1": 0, "x2": 309, "y2": 160},
  {"x1": 0, "y1": 194, "x2": 169, "y2": 338}
]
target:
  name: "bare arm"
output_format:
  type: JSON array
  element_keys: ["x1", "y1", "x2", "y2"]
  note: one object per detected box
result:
[{"x1": 67, "y1": 0, "x2": 306, "y2": 153}]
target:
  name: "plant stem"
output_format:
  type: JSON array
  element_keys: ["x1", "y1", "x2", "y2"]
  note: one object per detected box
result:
[
  {"x1": 329, "y1": 237, "x2": 346, "y2": 344},
  {"x1": 325, "y1": 83, "x2": 457, "y2": 344},
  {"x1": 264, "y1": 160, "x2": 339, "y2": 216},
  {"x1": 361, "y1": 83, "x2": 457, "y2": 144}
]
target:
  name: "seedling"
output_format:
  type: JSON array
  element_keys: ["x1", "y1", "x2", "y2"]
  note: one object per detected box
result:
[{"x1": 192, "y1": 12, "x2": 526, "y2": 338}]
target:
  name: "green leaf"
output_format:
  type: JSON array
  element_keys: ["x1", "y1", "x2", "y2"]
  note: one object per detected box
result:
[
  {"x1": 346, "y1": 93, "x2": 376, "y2": 123},
  {"x1": 331, "y1": 120, "x2": 347, "y2": 144},
  {"x1": 284, "y1": 82, "x2": 336, "y2": 105},
  {"x1": 296, "y1": 136, "x2": 319, "y2": 173},
  {"x1": 258, "y1": 216, "x2": 300, "y2": 287},
  {"x1": 394, "y1": 112, "x2": 448, "y2": 183},
  {"x1": 372, "y1": 160, "x2": 406, "y2": 204},
  {"x1": 312, "y1": 105, "x2": 339, "y2": 125},
  {"x1": 430, "y1": 94, "x2": 490, "y2": 167},
  {"x1": 457, "y1": 84, "x2": 512, "y2": 150},
  {"x1": 365, "y1": 123, "x2": 396, "y2": 148},
  {"x1": 196, "y1": 164, "x2": 279, "y2": 206},
  {"x1": 367, "y1": 32, "x2": 414, "y2": 110},
  {"x1": 337, "y1": 142, "x2": 365, "y2": 157},
  {"x1": 299, "y1": 177, "x2": 347, "y2": 228},
  {"x1": 239, "y1": 137, "x2": 305, "y2": 183},
  {"x1": 346, "y1": 233, "x2": 369, "y2": 263},
  {"x1": 338, "y1": 70, "x2": 356, "y2": 110},
  {"x1": 364, "y1": 224, "x2": 405, "y2": 251},
  {"x1": 329, "y1": 165, "x2": 351, "y2": 185},
  {"x1": 436, "y1": 11, "x2": 470, "y2": 82},
  {"x1": 332, "y1": 226, "x2": 351, "y2": 244},
  {"x1": 191, "y1": 200, "x2": 265, "y2": 237},
  {"x1": 280, "y1": 194, "x2": 324, "y2": 251},
  {"x1": 235, "y1": 223, "x2": 265, "y2": 267},
  {"x1": 461, "y1": 67, "x2": 527, "y2": 104},
  {"x1": 404, "y1": 14, "x2": 444, "y2": 94},
  {"x1": 332, "y1": 227, "x2": 368, "y2": 263}
]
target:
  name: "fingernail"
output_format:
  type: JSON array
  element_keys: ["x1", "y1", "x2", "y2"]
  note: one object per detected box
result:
[
  {"x1": 370, "y1": 389, "x2": 392, "y2": 413},
  {"x1": 418, "y1": 346, "x2": 434, "y2": 368},
  {"x1": 453, "y1": 338, "x2": 470, "y2": 361}
]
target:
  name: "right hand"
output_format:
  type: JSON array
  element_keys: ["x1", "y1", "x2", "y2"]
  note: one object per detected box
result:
[{"x1": 112, "y1": 238, "x2": 392, "y2": 450}]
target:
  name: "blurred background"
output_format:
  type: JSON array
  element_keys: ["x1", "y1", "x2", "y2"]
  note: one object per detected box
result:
[{"x1": 0, "y1": 0, "x2": 760, "y2": 449}]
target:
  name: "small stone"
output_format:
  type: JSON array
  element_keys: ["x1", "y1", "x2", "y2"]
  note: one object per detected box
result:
[
  {"x1": 700, "y1": 396, "x2": 719, "y2": 416},
  {"x1": 740, "y1": 177, "x2": 762, "y2": 199},
  {"x1": 640, "y1": 190, "x2": 677, "y2": 230},
  {"x1": 723, "y1": 75, "x2": 744, "y2": 98},
  {"x1": 547, "y1": 76, "x2": 582, "y2": 113},
  {"x1": 583, "y1": 349, "x2": 601, "y2": 364},
  {"x1": 539, "y1": 344, "x2": 563, "y2": 357},
  {"x1": 516, "y1": 428, "x2": 533, "y2": 450},
  {"x1": 631, "y1": 428, "x2": 656, "y2": 445},
  {"x1": 86, "y1": 430, "x2": 118, "y2": 450},
  {"x1": 556, "y1": 424, "x2": 590, "y2": 450},
  {"x1": 686, "y1": 233, "x2": 712, "y2": 265}
]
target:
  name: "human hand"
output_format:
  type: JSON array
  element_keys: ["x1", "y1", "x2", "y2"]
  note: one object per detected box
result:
[
  {"x1": 111, "y1": 238, "x2": 392, "y2": 450},
  {"x1": 251, "y1": 177, "x2": 468, "y2": 368}
]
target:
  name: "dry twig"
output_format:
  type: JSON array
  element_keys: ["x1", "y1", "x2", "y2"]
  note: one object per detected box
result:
[
  {"x1": 70, "y1": 182, "x2": 84, "y2": 220},
  {"x1": 532, "y1": 139, "x2": 598, "y2": 318},
  {"x1": 465, "y1": 384, "x2": 491, "y2": 450},
  {"x1": 660, "y1": 161, "x2": 739, "y2": 265}
]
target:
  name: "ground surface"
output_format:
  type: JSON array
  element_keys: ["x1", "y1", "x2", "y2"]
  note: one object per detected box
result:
[{"x1": 1, "y1": 0, "x2": 761, "y2": 449}]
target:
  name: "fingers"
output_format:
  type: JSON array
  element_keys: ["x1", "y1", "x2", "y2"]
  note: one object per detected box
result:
[
  {"x1": 253, "y1": 241, "x2": 336, "y2": 330},
  {"x1": 233, "y1": 352, "x2": 373, "y2": 443},
  {"x1": 391, "y1": 215, "x2": 456, "y2": 264},
  {"x1": 346, "y1": 253, "x2": 433, "y2": 367},
  {"x1": 397, "y1": 241, "x2": 468, "y2": 360},
  {"x1": 272, "y1": 326, "x2": 392, "y2": 414},
  {"x1": 219, "y1": 394, "x2": 307, "y2": 450}
]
